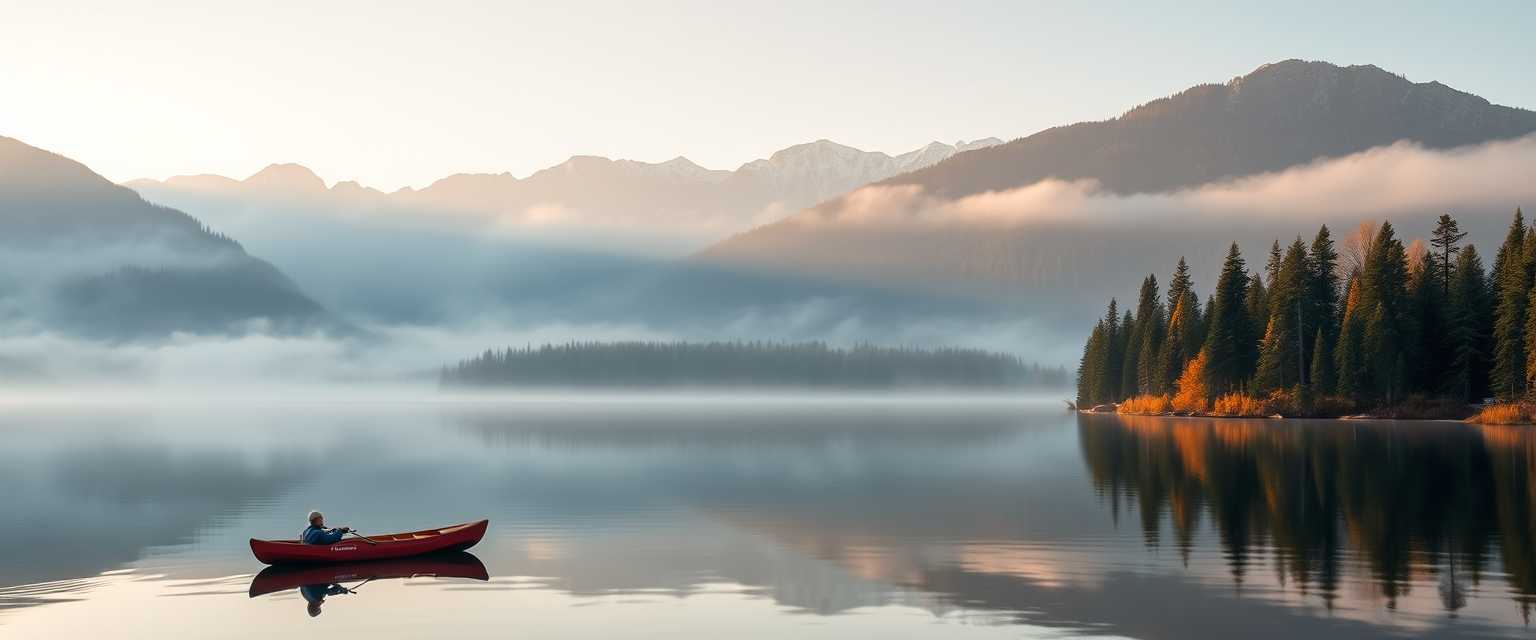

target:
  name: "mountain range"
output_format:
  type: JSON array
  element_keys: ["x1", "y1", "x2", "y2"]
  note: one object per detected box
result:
[
  {"x1": 128, "y1": 137, "x2": 1004, "y2": 240},
  {"x1": 697, "y1": 60, "x2": 1536, "y2": 308},
  {"x1": 872, "y1": 59, "x2": 1536, "y2": 199},
  {"x1": 6, "y1": 58, "x2": 1535, "y2": 357}
]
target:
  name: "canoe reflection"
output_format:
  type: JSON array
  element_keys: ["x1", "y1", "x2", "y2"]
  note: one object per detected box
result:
[{"x1": 248, "y1": 552, "x2": 489, "y2": 617}]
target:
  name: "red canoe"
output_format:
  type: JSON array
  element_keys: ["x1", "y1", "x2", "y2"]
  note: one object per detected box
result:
[
  {"x1": 248, "y1": 552, "x2": 489, "y2": 597},
  {"x1": 250, "y1": 520, "x2": 489, "y2": 565}
]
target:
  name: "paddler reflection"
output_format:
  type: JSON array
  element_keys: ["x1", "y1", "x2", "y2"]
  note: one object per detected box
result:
[
  {"x1": 248, "y1": 552, "x2": 489, "y2": 618},
  {"x1": 300, "y1": 582, "x2": 353, "y2": 617}
]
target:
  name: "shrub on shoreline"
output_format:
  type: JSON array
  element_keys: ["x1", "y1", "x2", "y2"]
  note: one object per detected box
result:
[
  {"x1": 1469, "y1": 403, "x2": 1536, "y2": 425},
  {"x1": 1171, "y1": 352, "x2": 1209, "y2": 413},
  {"x1": 1210, "y1": 393, "x2": 1267, "y2": 417},
  {"x1": 1118, "y1": 394, "x2": 1172, "y2": 415}
]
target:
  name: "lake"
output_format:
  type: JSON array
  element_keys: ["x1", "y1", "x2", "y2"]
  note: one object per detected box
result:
[{"x1": 0, "y1": 397, "x2": 1531, "y2": 638}]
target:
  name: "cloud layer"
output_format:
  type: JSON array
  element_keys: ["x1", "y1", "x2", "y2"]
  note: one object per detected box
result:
[{"x1": 796, "y1": 135, "x2": 1536, "y2": 228}]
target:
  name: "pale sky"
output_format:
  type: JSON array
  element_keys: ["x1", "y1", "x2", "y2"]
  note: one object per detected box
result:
[{"x1": 3, "y1": 0, "x2": 1533, "y2": 191}]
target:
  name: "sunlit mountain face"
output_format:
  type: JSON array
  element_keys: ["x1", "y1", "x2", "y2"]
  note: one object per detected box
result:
[{"x1": 697, "y1": 62, "x2": 1536, "y2": 335}]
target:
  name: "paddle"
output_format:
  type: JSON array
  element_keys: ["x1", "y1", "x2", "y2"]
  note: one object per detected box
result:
[
  {"x1": 347, "y1": 530, "x2": 379, "y2": 546},
  {"x1": 340, "y1": 577, "x2": 376, "y2": 594}
]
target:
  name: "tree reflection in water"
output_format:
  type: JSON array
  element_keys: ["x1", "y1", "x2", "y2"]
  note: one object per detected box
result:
[{"x1": 1078, "y1": 414, "x2": 1536, "y2": 619}]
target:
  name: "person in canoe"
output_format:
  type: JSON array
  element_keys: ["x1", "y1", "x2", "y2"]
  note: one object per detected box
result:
[{"x1": 302, "y1": 510, "x2": 353, "y2": 545}]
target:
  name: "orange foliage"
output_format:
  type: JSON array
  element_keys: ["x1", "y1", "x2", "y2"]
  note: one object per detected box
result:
[
  {"x1": 1171, "y1": 351, "x2": 1209, "y2": 413},
  {"x1": 1210, "y1": 393, "x2": 1268, "y2": 417},
  {"x1": 1117, "y1": 394, "x2": 1172, "y2": 415},
  {"x1": 1468, "y1": 403, "x2": 1536, "y2": 425}
]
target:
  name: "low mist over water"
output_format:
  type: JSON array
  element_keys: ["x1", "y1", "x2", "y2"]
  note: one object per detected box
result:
[
  {"x1": 5, "y1": 6, "x2": 1536, "y2": 639},
  {"x1": 0, "y1": 398, "x2": 1531, "y2": 639}
]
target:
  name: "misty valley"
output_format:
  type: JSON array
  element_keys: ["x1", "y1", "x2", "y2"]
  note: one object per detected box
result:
[{"x1": 3, "y1": 16, "x2": 1536, "y2": 637}]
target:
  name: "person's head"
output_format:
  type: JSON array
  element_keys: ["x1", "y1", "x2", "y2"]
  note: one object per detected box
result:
[
  {"x1": 308, "y1": 510, "x2": 324, "y2": 527},
  {"x1": 307, "y1": 601, "x2": 323, "y2": 618}
]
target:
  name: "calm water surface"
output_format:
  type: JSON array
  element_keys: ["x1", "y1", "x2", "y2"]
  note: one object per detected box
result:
[{"x1": 1, "y1": 398, "x2": 1533, "y2": 638}]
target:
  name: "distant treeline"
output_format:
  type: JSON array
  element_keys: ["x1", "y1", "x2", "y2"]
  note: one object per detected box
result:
[
  {"x1": 1077, "y1": 209, "x2": 1531, "y2": 416},
  {"x1": 441, "y1": 341, "x2": 1068, "y2": 389}
]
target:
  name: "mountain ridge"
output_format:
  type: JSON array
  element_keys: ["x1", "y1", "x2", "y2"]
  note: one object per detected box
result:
[
  {"x1": 0, "y1": 135, "x2": 333, "y2": 339},
  {"x1": 129, "y1": 138, "x2": 1004, "y2": 197},
  {"x1": 126, "y1": 138, "x2": 1005, "y2": 236},
  {"x1": 686, "y1": 60, "x2": 1536, "y2": 335},
  {"x1": 860, "y1": 59, "x2": 1536, "y2": 200}
]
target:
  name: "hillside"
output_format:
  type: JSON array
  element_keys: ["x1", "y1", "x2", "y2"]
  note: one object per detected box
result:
[
  {"x1": 875, "y1": 59, "x2": 1536, "y2": 198},
  {"x1": 0, "y1": 136, "x2": 330, "y2": 339},
  {"x1": 684, "y1": 61, "x2": 1536, "y2": 347}
]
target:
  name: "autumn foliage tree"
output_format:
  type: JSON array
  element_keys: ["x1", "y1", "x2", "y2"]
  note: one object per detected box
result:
[{"x1": 1077, "y1": 210, "x2": 1514, "y2": 415}]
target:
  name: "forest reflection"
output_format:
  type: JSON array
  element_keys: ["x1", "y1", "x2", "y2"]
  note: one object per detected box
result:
[{"x1": 1078, "y1": 414, "x2": 1536, "y2": 618}]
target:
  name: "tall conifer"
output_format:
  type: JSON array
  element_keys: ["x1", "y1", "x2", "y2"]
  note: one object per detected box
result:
[
  {"x1": 1310, "y1": 329, "x2": 1335, "y2": 395},
  {"x1": 1431, "y1": 213, "x2": 1468, "y2": 296},
  {"x1": 1491, "y1": 210, "x2": 1528, "y2": 399},
  {"x1": 1357, "y1": 221, "x2": 1413, "y2": 404},
  {"x1": 1335, "y1": 273, "x2": 1364, "y2": 400},
  {"x1": 1448, "y1": 246, "x2": 1492, "y2": 402},
  {"x1": 1203, "y1": 244, "x2": 1256, "y2": 392},
  {"x1": 1407, "y1": 250, "x2": 1445, "y2": 394},
  {"x1": 1129, "y1": 275, "x2": 1163, "y2": 395},
  {"x1": 1255, "y1": 239, "x2": 1311, "y2": 393}
]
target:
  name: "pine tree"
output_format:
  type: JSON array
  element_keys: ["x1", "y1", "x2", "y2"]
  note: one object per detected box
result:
[
  {"x1": 1157, "y1": 259, "x2": 1199, "y2": 394},
  {"x1": 1335, "y1": 272, "x2": 1364, "y2": 400},
  {"x1": 1310, "y1": 328, "x2": 1335, "y2": 395},
  {"x1": 1203, "y1": 243, "x2": 1256, "y2": 393},
  {"x1": 1202, "y1": 294, "x2": 1215, "y2": 344},
  {"x1": 1246, "y1": 272, "x2": 1268, "y2": 339},
  {"x1": 1407, "y1": 250, "x2": 1445, "y2": 394},
  {"x1": 1254, "y1": 239, "x2": 1311, "y2": 394},
  {"x1": 1448, "y1": 245, "x2": 1492, "y2": 402},
  {"x1": 1265, "y1": 239, "x2": 1283, "y2": 291},
  {"x1": 1308, "y1": 226, "x2": 1340, "y2": 335},
  {"x1": 1137, "y1": 322, "x2": 1162, "y2": 394},
  {"x1": 1159, "y1": 293, "x2": 1198, "y2": 394},
  {"x1": 1357, "y1": 221, "x2": 1413, "y2": 404},
  {"x1": 1096, "y1": 300, "x2": 1123, "y2": 403},
  {"x1": 1129, "y1": 274, "x2": 1163, "y2": 395},
  {"x1": 1076, "y1": 323, "x2": 1104, "y2": 406},
  {"x1": 1119, "y1": 309, "x2": 1135, "y2": 397},
  {"x1": 1167, "y1": 257, "x2": 1194, "y2": 313},
  {"x1": 1431, "y1": 213, "x2": 1468, "y2": 296},
  {"x1": 1253, "y1": 316, "x2": 1285, "y2": 394},
  {"x1": 1491, "y1": 209, "x2": 1529, "y2": 399},
  {"x1": 1522, "y1": 281, "x2": 1536, "y2": 396}
]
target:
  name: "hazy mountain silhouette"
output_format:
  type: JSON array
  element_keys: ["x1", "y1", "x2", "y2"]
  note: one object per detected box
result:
[
  {"x1": 877, "y1": 59, "x2": 1536, "y2": 198},
  {"x1": 128, "y1": 138, "x2": 1003, "y2": 239},
  {"x1": 0, "y1": 136, "x2": 331, "y2": 339},
  {"x1": 116, "y1": 138, "x2": 1004, "y2": 331}
]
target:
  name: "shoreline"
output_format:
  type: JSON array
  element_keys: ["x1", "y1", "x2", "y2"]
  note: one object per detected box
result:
[{"x1": 1077, "y1": 406, "x2": 1519, "y2": 425}]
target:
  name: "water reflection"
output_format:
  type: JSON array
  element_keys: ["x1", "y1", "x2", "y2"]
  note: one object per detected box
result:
[
  {"x1": 248, "y1": 552, "x2": 489, "y2": 618},
  {"x1": 1078, "y1": 414, "x2": 1536, "y2": 619},
  {"x1": 2, "y1": 402, "x2": 1534, "y2": 639}
]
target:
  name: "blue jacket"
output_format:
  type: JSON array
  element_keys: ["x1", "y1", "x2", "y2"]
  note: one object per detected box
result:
[
  {"x1": 300, "y1": 583, "x2": 348, "y2": 603},
  {"x1": 302, "y1": 524, "x2": 346, "y2": 545}
]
